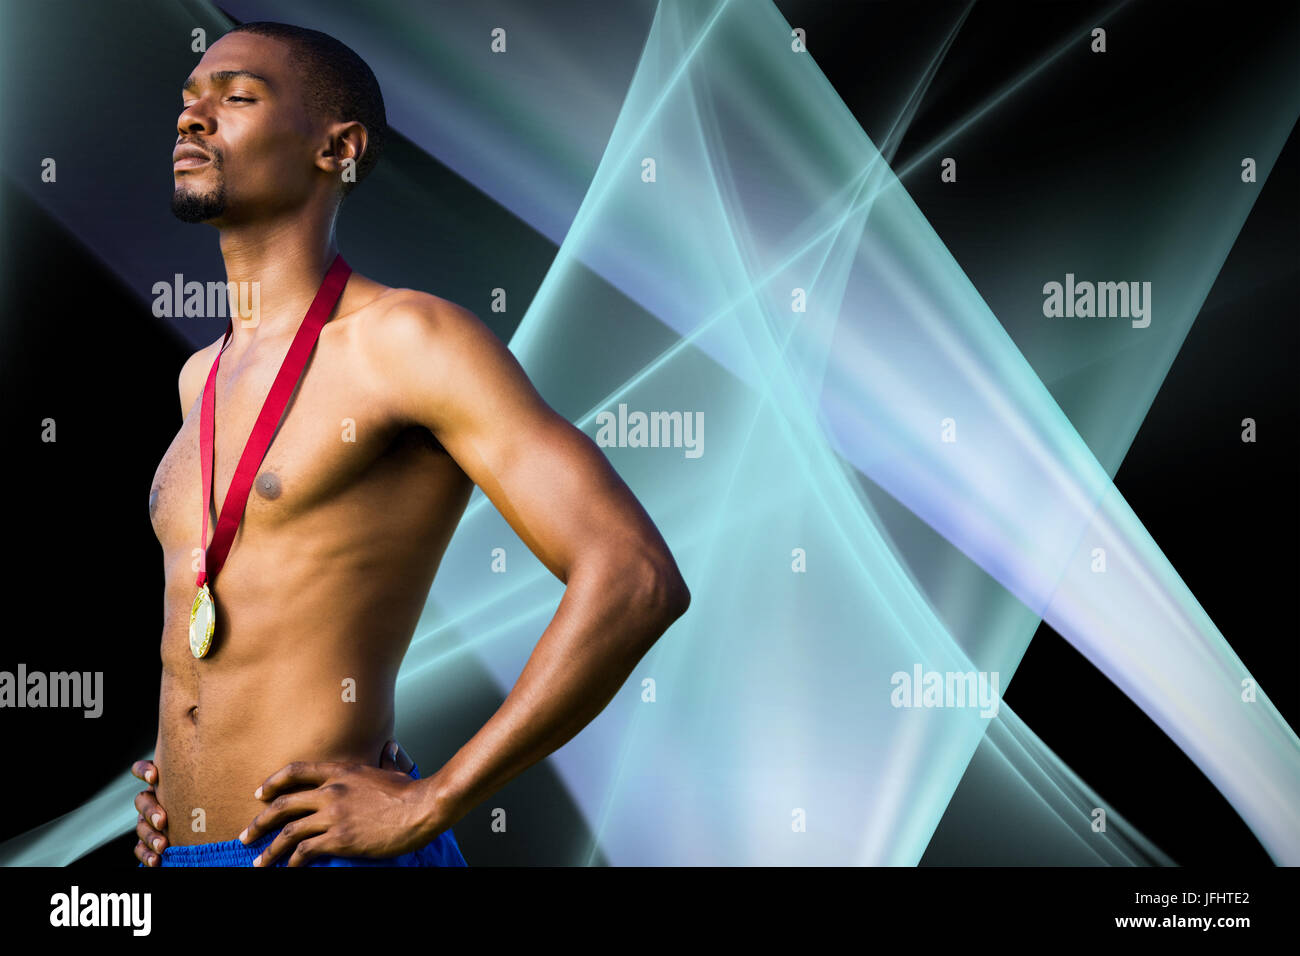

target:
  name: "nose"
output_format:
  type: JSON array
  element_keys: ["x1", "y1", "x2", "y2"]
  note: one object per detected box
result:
[{"x1": 177, "y1": 98, "x2": 214, "y2": 138}]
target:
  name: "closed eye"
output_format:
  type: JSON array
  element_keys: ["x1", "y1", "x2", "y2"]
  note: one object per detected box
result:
[{"x1": 180, "y1": 96, "x2": 254, "y2": 108}]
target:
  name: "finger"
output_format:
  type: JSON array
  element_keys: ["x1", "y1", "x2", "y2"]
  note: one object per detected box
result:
[
  {"x1": 253, "y1": 814, "x2": 328, "y2": 867},
  {"x1": 254, "y1": 761, "x2": 344, "y2": 801},
  {"x1": 379, "y1": 739, "x2": 415, "y2": 774},
  {"x1": 131, "y1": 760, "x2": 158, "y2": 786},
  {"x1": 136, "y1": 818, "x2": 168, "y2": 855},
  {"x1": 240, "y1": 789, "x2": 324, "y2": 845},
  {"x1": 286, "y1": 834, "x2": 331, "y2": 867},
  {"x1": 134, "y1": 839, "x2": 161, "y2": 867},
  {"x1": 133, "y1": 790, "x2": 167, "y2": 830},
  {"x1": 392, "y1": 740, "x2": 415, "y2": 774}
]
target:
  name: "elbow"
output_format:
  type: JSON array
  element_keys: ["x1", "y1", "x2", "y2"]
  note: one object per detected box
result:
[
  {"x1": 630, "y1": 550, "x2": 691, "y2": 630},
  {"x1": 657, "y1": 565, "x2": 692, "y2": 623}
]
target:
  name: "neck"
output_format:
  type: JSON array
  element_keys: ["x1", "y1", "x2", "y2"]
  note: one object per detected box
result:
[{"x1": 218, "y1": 211, "x2": 340, "y2": 348}]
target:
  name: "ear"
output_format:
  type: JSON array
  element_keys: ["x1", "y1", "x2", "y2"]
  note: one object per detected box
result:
[{"x1": 316, "y1": 119, "x2": 368, "y2": 186}]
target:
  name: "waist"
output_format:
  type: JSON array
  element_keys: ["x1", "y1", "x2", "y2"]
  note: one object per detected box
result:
[
  {"x1": 152, "y1": 764, "x2": 466, "y2": 867},
  {"x1": 155, "y1": 683, "x2": 397, "y2": 845}
]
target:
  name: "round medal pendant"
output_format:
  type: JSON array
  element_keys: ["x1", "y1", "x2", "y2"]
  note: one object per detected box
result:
[{"x1": 189, "y1": 584, "x2": 216, "y2": 658}]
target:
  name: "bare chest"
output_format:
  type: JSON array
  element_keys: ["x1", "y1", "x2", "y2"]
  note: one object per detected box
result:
[{"x1": 148, "y1": 340, "x2": 395, "y2": 555}]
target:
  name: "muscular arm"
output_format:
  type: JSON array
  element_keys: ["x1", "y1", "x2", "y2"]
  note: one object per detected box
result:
[{"x1": 368, "y1": 293, "x2": 691, "y2": 832}]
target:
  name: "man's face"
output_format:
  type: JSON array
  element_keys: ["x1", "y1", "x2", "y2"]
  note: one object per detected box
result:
[{"x1": 172, "y1": 33, "x2": 324, "y2": 225}]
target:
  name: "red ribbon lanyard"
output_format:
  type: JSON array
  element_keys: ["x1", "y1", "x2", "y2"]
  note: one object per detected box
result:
[{"x1": 196, "y1": 253, "x2": 352, "y2": 588}]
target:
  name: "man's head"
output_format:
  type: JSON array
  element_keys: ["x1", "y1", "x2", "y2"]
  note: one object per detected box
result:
[{"x1": 171, "y1": 22, "x2": 386, "y2": 225}]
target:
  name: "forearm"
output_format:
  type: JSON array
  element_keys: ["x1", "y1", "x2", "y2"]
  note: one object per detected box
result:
[{"x1": 418, "y1": 554, "x2": 688, "y2": 835}]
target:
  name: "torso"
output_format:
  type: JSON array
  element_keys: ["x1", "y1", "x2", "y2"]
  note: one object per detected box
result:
[{"x1": 148, "y1": 278, "x2": 473, "y2": 844}]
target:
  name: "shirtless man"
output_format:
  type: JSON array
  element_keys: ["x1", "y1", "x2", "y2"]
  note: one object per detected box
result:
[{"x1": 130, "y1": 22, "x2": 690, "y2": 867}]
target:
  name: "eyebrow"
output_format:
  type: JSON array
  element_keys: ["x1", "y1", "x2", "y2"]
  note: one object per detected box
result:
[{"x1": 181, "y1": 70, "x2": 273, "y2": 94}]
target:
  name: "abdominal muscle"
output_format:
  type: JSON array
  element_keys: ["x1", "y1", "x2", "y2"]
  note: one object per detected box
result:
[
  {"x1": 155, "y1": 655, "x2": 398, "y2": 847},
  {"x1": 154, "y1": 533, "x2": 433, "y2": 846}
]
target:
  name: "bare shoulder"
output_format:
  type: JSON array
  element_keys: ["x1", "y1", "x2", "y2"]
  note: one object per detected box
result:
[
  {"x1": 357, "y1": 287, "x2": 544, "y2": 429},
  {"x1": 359, "y1": 288, "x2": 515, "y2": 385},
  {"x1": 177, "y1": 336, "x2": 225, "y2": 419},
  {"x1": 363, "y1": 287, "x2": 499, "y2": 354}
]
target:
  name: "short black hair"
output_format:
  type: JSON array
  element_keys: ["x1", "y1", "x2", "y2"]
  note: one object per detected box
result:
[{"x1": 227, "y1": 21, "x2": 386, "y2": 197}]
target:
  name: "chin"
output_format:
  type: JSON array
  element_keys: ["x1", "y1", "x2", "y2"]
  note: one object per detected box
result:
[{"x1": 171, "y1": 186, "x2": 228, "y2": 225}]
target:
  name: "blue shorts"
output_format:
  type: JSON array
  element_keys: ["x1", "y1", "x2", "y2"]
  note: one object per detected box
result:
[{"x1": 143, "y1": 763, "x2": 467, "y2": 867}]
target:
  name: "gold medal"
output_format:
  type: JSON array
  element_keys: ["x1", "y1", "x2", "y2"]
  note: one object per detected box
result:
[{"x1": 189, "y1": 583, "x2": 216, "y2": 658}]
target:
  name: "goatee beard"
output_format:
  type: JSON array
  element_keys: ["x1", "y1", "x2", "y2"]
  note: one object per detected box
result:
[{"x1": 171, "y1": 182, "x2": 227, "y2": 223}]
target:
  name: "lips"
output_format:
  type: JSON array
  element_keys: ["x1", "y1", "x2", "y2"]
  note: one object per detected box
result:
[{"x1": 173, "y1": 143, "x2": 212, "y2": 170}]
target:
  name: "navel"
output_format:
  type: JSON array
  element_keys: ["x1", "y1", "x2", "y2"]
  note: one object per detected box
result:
[
  {"x1": 149, "y1": 486, "x2": 160, "y2": 519},
  {"x1": 254, "y1": 471, "x2": 282, "y2": 500}
]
